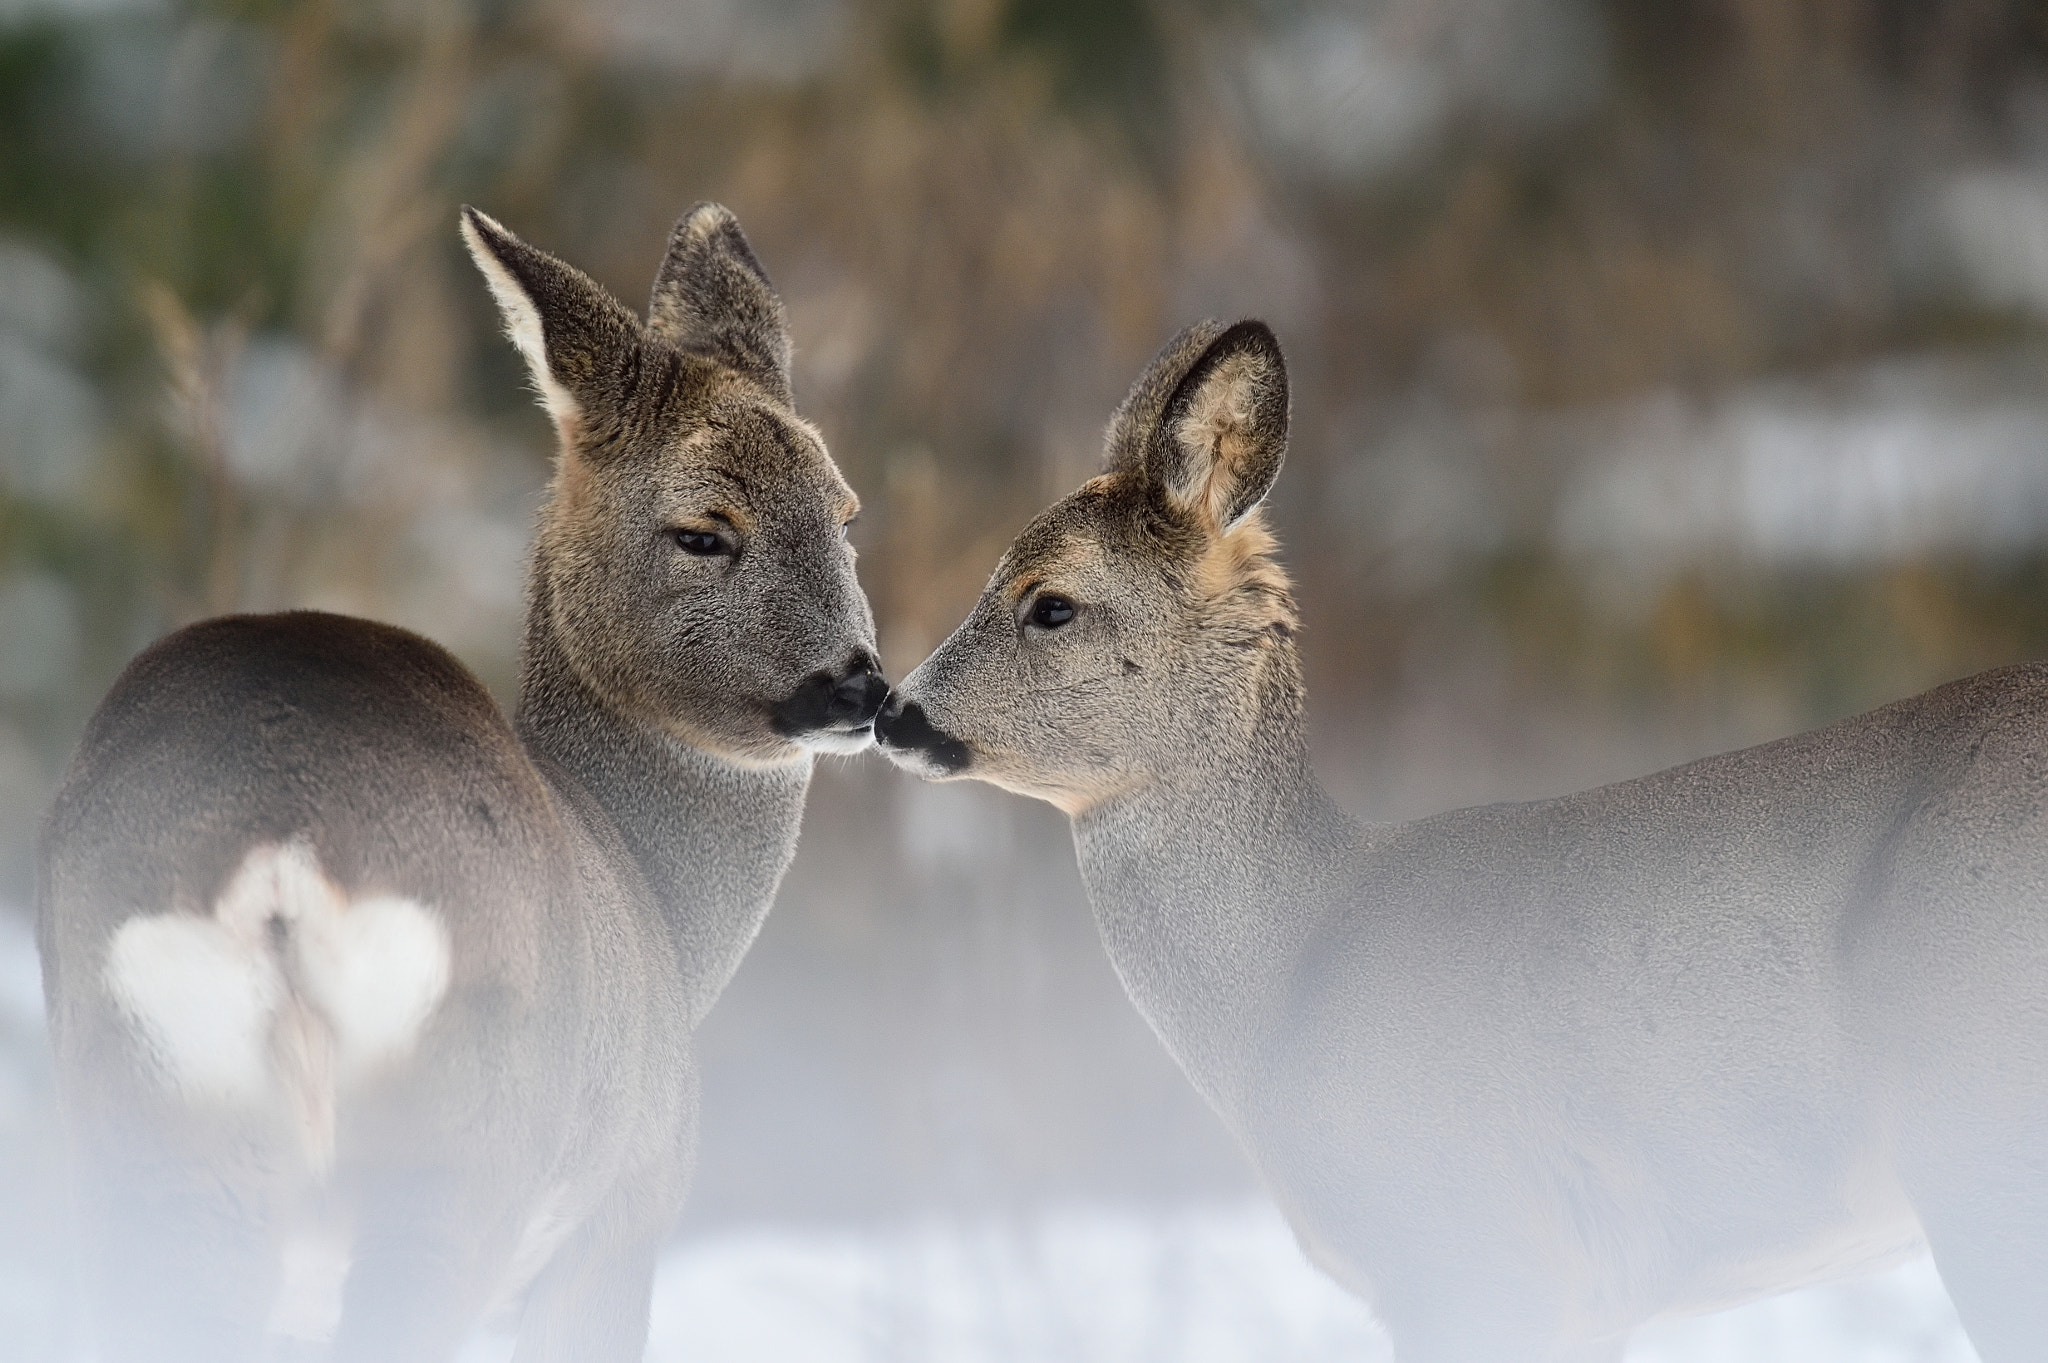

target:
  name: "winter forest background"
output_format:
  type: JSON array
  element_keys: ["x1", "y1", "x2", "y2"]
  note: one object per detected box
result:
[{"x1": 3, "y1": 0, "x2": 2045, "y2": 1357}]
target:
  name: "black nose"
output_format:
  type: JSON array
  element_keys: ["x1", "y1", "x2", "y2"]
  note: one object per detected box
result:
[
  {"x1": 828, "y1": 652, "x2": 890, "y2": 727},
  {"x1": 771, "y1": 651, "x2": 889, "y2": 738},
  {"x1": 873, "y1": 694, "x2": 971, "y2": 773}
]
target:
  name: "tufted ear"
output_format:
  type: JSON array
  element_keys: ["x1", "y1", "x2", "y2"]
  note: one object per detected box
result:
[
  {"x1": 646, "y1": 202, "x2": 792, "y2": 405},
  {"x1": 1110, "y1": 320, "x2": 1288, "y2": 532},
  {"x1": 460, "y1": 206, "x2": 643, "y2": 450}
]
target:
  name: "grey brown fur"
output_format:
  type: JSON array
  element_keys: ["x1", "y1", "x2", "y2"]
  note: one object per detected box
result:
[
  {"x1": 879, "y1": 320, "x2": 2048, "y2": 1361},
  {"x1": 38, "y1": 204, "x2": 882, "y2": 1362}
]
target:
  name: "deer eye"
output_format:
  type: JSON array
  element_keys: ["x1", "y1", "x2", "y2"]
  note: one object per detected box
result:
[
  {"x1": 1029, "y1": 594, "x2": 1076, "y2": 629},
  {"x1": 671, "y1": 528, "x2": 728, "y2": 556}
]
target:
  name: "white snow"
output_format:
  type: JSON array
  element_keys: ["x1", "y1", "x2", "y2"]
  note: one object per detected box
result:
[{"x1": 446, "y1": 1201, "x2": 1978, "y2": 1363}]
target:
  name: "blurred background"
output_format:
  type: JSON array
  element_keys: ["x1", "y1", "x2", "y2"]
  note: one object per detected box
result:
[{"x1": 2, "y1": 0, "x2": 2044, "y2": 1357}]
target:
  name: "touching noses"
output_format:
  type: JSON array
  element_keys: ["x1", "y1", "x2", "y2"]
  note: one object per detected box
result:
[
  {"x1": 829, "y1": 651, "x2": 890, "y2": 727},
  {"x1": 771, "y1": 650, "x2": 889, "y2": 742},
  {"x1": 873, "y1": 691, "x2": 971, "y2": 773}
]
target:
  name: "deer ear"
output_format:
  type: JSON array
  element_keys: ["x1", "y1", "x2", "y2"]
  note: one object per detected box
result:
[
  {"x1": 460, "y1": 206, "x2": 641, "y2": 447},
  {"x1": 1142, "y1": 320, "x2": 1288, "y2": 532},
  {"x1": 646, "y1": 203, "x2": 792, "y2": 404}
]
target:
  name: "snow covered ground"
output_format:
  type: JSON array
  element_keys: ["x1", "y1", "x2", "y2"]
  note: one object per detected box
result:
[
  {"x1": 605, "y1": 1205, "x2": 1970, "y2": 1363},
  {"x1": 0, "y1": 909, "x2": 1979, "y2": 1363}
]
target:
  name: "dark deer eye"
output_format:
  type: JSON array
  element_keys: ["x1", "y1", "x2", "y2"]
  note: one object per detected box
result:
[
  {"x1": 672, "y1": 528, "x2": 727, "y2": 556},
  {"x1": 1030, "y1": 594, "x2": 1076, "y2": 629}
]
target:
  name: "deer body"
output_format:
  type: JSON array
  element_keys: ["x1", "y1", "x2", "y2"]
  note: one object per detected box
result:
[
  {"x1": 878, "y1": 320, "x2": 2048, "y2": 1361},
  {"x1": 39, "y1": 205, "x2": 884, "y2": 1363}
]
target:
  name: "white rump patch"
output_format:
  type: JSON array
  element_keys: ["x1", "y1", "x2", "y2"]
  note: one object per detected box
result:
[
  {"x1": 291, "y1": 893, "x2": 453, "y2": 1076},
  {"x1": 103, "y1": 842, "x2": 451, "y2": 1169},
  {"x1": 104, "y1": 909, "x2": 282, "y2": 1104}
]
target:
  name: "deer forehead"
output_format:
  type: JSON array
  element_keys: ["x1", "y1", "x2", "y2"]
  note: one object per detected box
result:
[
  {"x1": 998, "y1": 535, "x2": 1105, "y2": 601},
  {"x1": 629, "y1": 414, "x2": 856, "y2": 521},
  {"x1": 995, "y1": 479, "x2": 1185, "y2": 600}
]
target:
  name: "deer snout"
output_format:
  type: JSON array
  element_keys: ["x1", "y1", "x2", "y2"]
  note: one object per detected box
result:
[
  {"x1": 830, "y1": 651, "x2": 890, "y2": 727},
  {"x1": 873, "y1": 693, "x2": 971, "y2": 776},
  {"x1": 772, "y1": 651, "x2": 889, "y2": 751}
]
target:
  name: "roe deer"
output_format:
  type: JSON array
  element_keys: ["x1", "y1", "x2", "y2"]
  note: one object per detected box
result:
[
  {"x1": 36, "y1": 203, "x2": 886, "y2": 1363},
  {"x1": 876, "y1": 319, "x2": 2048, "y2": 1361}
]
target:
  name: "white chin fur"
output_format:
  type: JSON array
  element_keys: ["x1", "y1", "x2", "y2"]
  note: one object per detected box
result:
[
  {"x1": 802, "y1": 726, "x2": 876, "y2": 756},
  {"x1": 875, "y1": 744, "x2": 950, "y2": 780}
]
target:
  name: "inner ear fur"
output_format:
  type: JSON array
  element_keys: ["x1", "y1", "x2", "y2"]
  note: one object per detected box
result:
[
  {"x1": 646, "y1": 202, "x2": 793, "y2": 405},
  {"x1": 460, "y1": 206, "x2": 644, "y2": 450},
  {"x1": 1149, "y1": 320, "x2": 1289, "y2": 533}
]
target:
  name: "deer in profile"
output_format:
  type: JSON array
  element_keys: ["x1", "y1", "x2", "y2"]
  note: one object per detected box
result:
[
  {"x1": 37, "y1": 203, "x2": 886, "y2": 1363},
  {"x1": 876, "y1": 319, "x2": 2048, "y2": 1361}
]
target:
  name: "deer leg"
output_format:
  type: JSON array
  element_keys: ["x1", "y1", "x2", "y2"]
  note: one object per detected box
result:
[
  {"x1": 325, "y1": 1166, "x2": 526, "y2": 1363},
  {"x1": 1889, "y1": 1053, "x2": 2048, "y2": 1360},
  {"x1": 1368, "y1": 1255, "x2": 1590, "y2": 1363},
  {"x1": 509, "y1": 1153, "x2": 689, "y2": 1363},
  {"x1": 1381, "y1": 1326, "x2": 1562, "y2": 1363},
  {"x1": 1867, "y1": 875, "x2": 2048, "y2": 1360},
  {"x1": 70, "y1": 1118, "x2": 283, "y2": 1363},
  {"x1": 1909, "y1": 1179, "x2": 2048, "y2": 1362},
  {"x1": 1375, "y1": 1293, "x2": 1569, "y2": 1363}
]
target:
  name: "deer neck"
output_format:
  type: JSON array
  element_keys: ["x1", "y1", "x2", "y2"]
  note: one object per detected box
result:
[
  {"x1": 514, "y1": 561, "x2": 810, "y2": 1029},
  {"x1": 1070, "y1": 643, "x2": 1354, "y2": 1118}
]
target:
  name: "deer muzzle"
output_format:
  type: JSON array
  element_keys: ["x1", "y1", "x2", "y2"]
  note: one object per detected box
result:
[
  {"x1": 771, "y1": 651, "x2": 890, "y2": 751},
  {"x1": 873, "y1": 693, "x2": 971, "y2": 775}
]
